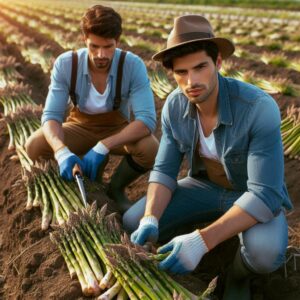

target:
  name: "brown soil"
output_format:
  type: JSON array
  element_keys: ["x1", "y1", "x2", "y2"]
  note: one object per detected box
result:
[{"x1": 0, "y1": 15, "x2": 300, "y2": 300}]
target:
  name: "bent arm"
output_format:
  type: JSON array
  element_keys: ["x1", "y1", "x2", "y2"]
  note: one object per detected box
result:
[
  {"x1": 42, "y1": 120, "x2": 65, "y2": 153},
  {"x1": 101, "y1": 120, "x2": 150, "y2": 150},
  {"x1": 144, "y1": 182, "x2": 173, "y2": 220},
  {"x1": 200, "y1": 205, "x2": 257, "y2": 250}
]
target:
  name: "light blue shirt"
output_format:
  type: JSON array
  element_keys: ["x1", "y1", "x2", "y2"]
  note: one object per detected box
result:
[
  {"x1": 42, "y1": 48, "x2": 156, "y2": 132},
  {"x1": 149, "y1": 74, "x2": 292, "y2": 222}
]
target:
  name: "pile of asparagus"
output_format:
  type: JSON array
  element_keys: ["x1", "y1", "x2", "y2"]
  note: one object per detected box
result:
[
  {"x1": 281, "y1": 105, "x2": 300, "y2": 160},
  {"x1": 0, "y1": 56, "x2": 23, "y2": 88},
  {"x1": 149, "y1": 68, "x2": 174, "y2": 100},
  {"x1": 22, "y1": 160, "x2": 85, "y2": 230},
  {"x1": 50, "y1": 203, "x2": 204, "y2": 300},
  {"x1": 0, "y1": 83, "x2": 35, "y2": 115},
  {"x1": 0, "y1": 85, "x2": 85, "y2": 229},
  {"x1": 3, "y1": 104, "x2": 42, "y2": 149}
]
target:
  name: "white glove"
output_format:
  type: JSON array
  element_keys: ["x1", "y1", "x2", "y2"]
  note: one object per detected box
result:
[{"x1": 158, "y1": 230, "x2": 208, "y2": 274}]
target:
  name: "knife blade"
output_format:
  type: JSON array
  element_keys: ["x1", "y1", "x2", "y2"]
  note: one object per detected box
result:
[
  {"x1": 73, "y1": 164, "x2": 87, "y2": 207},
  {"x1": 74, "y1": 173, "x2": 88, "y2": 207}
]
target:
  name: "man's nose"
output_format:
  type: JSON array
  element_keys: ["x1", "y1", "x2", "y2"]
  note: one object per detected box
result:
[
  {"x1": 187, "y1": 71, "x2": 197, "y2": 86},
  {"x1": 96, "y1": 48, "x2": 105, "y2": 58}
]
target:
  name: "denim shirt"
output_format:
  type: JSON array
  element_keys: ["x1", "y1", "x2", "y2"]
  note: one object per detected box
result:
[
  {"x1": 149, "y1": 74, "x2": 292, "y2": 223},
  {"x1": 41, "y1": 48, "x2": 156, "y2": 132}
]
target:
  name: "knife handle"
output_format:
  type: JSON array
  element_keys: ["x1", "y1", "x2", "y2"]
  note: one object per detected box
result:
[{"x1": 73, "y1": 164, "x2": 82, "y2": 177}]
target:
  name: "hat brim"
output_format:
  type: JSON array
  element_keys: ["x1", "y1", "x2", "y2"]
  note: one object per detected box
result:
[{"x1": 152, "y1": 37, "x2": 235, "y2": 61}]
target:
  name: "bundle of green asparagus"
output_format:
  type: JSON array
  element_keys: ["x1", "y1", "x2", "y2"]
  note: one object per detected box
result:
[
  {"x1": 3, "y1": 104, "x2": 42, "y2": 149},
  {"x1": 0, "y1": 83, "x2": 35, "y2": 116},
  {"x1": 21, "y1": 160, "x2": 85, "y2": 230},
  {"x1": 0, "y1": 56, "x2": 23, "y2": 88},
  {"x1": 149, "y1": 68, "x2": 174, "y2": 100},
  {"x1": 50, "y1": 203, "x2": 204, "y2": 299},
  {"x1": 281, "y1": 105, "x2": 300, "y2": 160}
]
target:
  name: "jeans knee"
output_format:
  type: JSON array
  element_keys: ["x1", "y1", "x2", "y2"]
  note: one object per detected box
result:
[
  {"x1": 122, "y1": 196, "x2": 146, "y2": 233},
  {"x1": 242, "y1": 211, "x2": 288, "y2": 274},
  {"x1": 122, "y1": 211, "x2": 139, "y2": 233},
  {"x1": 242, "y1": 239, "x2": 287, "y2": 273}
]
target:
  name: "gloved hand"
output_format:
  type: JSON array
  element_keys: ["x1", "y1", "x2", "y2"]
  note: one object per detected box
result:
[
  {"x1": 131, "y1": 215, "x2": 159, "y2": 245},
  {"x1": 55, "y1": 146, "x2": 83, "y2": 181},
  {"x1": 82, "y1": 142, "x2": 109, "y2": 181},
  {"x1": 158, "y1": 230, "x2": 209, "y2": 274}
]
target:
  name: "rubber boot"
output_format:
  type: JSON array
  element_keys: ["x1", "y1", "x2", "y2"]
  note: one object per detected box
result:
[
  {"x1": 107, "y1": 155, "x2": 147, "y2": 214},
  {"x1": 222, "y1": 248, "x2": 254, "y2": 300}
]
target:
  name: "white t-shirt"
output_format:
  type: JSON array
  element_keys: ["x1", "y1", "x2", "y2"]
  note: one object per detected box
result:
[
  {"x1": 197, "y1": 113, "x2": 220, "y2": 161},
  {"x1": 80, "y1": 82, "x2": 110, "y2": 114}
]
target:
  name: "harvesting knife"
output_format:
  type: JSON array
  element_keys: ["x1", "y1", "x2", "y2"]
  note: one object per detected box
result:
[{"x1": 73, "y1": 164, "x2": 87, "y2": 207}]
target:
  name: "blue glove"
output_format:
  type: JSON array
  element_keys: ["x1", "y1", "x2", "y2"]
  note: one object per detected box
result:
[
  {"x1": 131, "y1": 215, "x2": 159, "y2": 245},
  {"x1": 158, "y1": 230, "x2": 208, "y2": 274},
  {"x1": 55, "y1": 147, "x2": 83, "y2": 181},
  {"x1": 82, "y1": 142, "x2": 109, "y2": 181}
]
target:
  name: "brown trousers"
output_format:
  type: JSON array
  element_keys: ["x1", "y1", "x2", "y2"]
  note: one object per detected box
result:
[{"x1": 25, "y1": 107, "x2": 159, "y2": 169}]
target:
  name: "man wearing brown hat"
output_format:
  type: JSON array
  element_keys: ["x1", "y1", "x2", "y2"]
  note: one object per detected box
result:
[{"x1": 124, "y1": 15, "x2": 292, "y2": 299}]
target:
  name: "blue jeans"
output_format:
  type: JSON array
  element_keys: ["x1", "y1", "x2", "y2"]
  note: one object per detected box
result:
[{"x1": 123, "y1": 176, "x2": 288, "y2": 274}]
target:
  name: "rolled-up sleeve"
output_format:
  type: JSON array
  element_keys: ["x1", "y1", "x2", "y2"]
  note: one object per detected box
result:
[
  {"x1": 128, "y1": 57, "x2": 156, "y2": 132},
  {"x1": 234, "y1": 97, "x2": 285, "y2": 222},
  {"x1": 149, "y1": 101, "x2": 183, "y2": 192},
  {"x1": 41, "y1": 55, "x2": 70, "y2": 125}
]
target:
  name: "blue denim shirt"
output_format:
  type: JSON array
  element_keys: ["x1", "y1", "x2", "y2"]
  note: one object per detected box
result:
[
  {"x1": 42, "y1": 48, "x2": 156, "y2": 132},
  {"x1": 149, "y1": 74, "x2": 292, "y2": 223}
]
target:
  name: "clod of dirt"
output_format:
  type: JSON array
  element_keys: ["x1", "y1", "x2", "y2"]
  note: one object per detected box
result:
[
  {"x1": 58, "y1": 281, "x2": 82, "y2": 300},
  {"x1": 0, "y1": 275, "x2": 5, "y2": 285},
  {"x1": 31, "y1": 252, "x2": 44, "y2": 267},
  {"x1": 23, "y1": 211, "x2": 32, "y2": 225},
  {"x1": 21, "y1": 278, "x2": 32, "y2": 292},
  {"x1": 43, "y1": 267, "x2": 53, "y2": 277},
  {"x1": 50, "y1": 255, "x2": 64, "y2": 270},
  {"x1": 29, "y1": 229, "x2": 42, "y2": 242},
  {"x1": 2, "y1": 188, "x2": 9, "y2": 197},
  {"x1": 18, "y1": 228, "x2": 29, "y2": 240},
  {"x1": 6, "y1": 206, "x2": 13, "y2": 214},
  {"x1": 25, "y1": 252, "x2": 45, "y2": 276}
]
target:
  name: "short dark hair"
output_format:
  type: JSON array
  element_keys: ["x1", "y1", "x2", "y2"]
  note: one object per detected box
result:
[
  {"x1": 162, "y1": 41, "x2": 219, "y2": 69},
  {"x1": 81, "y1": 5, "x2": 122, "y2": 39}
]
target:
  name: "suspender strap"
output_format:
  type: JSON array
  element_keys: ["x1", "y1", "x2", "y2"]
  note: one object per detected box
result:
[
  {"x1": 69, "y1": 50, "x2": 126, "y2": 109},
  {"x1": 69, "y1": 51, "x2": 78, "y2": 106},
  {"x1": 113, "y1": 50, "x2": 127, "y2": 110}
]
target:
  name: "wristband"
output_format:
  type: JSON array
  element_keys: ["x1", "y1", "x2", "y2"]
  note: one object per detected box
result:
[
  {"x1": 54, "y1": 146, "x2": 73, "y2": 164},
  {"x1": 140, "y1": 215, "x2": 159, "y2": 227},
  {"x1": 93, "y1": 141, "x2": 110, "y2": 155}
]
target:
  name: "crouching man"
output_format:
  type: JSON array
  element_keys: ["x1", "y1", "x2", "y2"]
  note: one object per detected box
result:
[
  {"x1": 26, "y1": 5, "x2": 159, "y2": 213},
  {"x1": 124, "y1": 14, "x2": 292, "y2": 299}
]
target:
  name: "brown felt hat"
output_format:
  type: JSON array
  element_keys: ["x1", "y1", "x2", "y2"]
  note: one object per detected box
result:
[{"x1": 152, "y1": 14, "x2": 235, "y2": 61}]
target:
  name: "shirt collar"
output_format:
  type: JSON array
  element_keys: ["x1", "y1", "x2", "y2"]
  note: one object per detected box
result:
[{"x1": 217, "y1": 73, "x2": 233, "y2": 126}]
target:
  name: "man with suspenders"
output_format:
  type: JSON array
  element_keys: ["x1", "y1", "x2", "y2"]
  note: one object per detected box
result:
[{"x1": 26, "y1": 5, "x2": 158, "y2": 213}]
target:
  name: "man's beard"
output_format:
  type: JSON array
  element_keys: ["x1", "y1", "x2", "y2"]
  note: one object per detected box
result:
[
  {"x1": 185, "y1": 72, "x2": 218, "y2": 104},
  {"x1": 93, "y1": 58, "x2": 110, "y2": 69},
  {"x1": 186, "y1": 84, "x2": 210, "y2": 104}
]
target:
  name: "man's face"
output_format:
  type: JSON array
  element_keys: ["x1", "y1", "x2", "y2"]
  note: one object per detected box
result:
[
  {"x1": 85, "y1": 33, "x2": 119, "y2": 70},
  {"x1": 172, "y1": 50, "x2": 222, "y2": 105}
]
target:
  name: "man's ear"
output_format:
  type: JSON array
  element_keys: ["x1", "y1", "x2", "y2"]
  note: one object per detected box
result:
[{"x1": 216, "y1": 54, "x2": 222, "y2": 70}]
